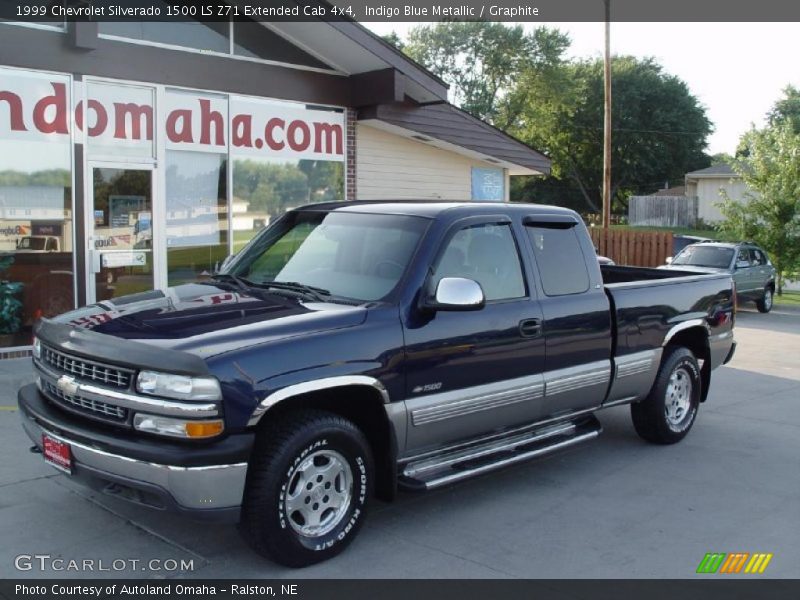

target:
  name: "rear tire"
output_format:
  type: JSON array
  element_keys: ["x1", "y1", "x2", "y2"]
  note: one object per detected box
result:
[
  {"x1": 240, "y1": 410, "x2": 373, "y2": 567},
  {"x1": 631, "y1": 346, "x2": 701, "y2": 444},
  {"x1": 756, "y1": 286, "x2": 773, "y2": 313}
]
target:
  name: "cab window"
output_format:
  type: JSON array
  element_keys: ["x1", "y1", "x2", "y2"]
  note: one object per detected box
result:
[{"x1": 431, "y1": 223, "x2": 526, "y2": 301}]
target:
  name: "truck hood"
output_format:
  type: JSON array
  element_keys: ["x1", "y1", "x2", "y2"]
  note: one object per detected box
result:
[{"x1": 52, "y1": 283, "x2": 368, "y2": 359}]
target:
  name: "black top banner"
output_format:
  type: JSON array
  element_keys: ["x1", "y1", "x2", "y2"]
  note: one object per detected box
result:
[{"x1": 2, "y1": 0, "x2": 800, "y2": 22}]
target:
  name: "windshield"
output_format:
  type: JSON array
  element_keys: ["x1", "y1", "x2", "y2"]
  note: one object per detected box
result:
[
  {"x1": 226, "y1": 211, "x2": 428, "y2": 302},
  {"x1": 672, "y1": 245, "x2": 734, "y2": 268}
]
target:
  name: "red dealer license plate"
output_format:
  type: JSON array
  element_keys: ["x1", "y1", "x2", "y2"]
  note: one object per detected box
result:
[{"x1": 42, "y1": 434, "x2": 72, "y2": 474}]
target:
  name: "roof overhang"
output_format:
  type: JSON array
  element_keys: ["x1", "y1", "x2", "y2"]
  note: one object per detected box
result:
[
  {"x1": 686, "y1": 173, "x2": 741, "y2": 179},
  {"x1": 359, "y1": 104, "x2": 551, "y2": 176},
  {"x1": 250, "y1": 18, "x2": 448, "y2": 104}
]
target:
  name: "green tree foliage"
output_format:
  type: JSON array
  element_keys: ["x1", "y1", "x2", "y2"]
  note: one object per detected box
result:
[
  {"x1": 402, "y1": 22, "x2": 570, "y2": 125},
  {"x1": 767, "y1": 85, "x2": 800, "y2": 134},
  {"x1": 0, "y1": 169, "x2": 70, "y2": 187},
  {"x1": 511, "y1": 56, "x2": 712, "y2": 212},
  {"x1": 232, "y1": 160, "x2": 343, "y2": 215},
  {"x1": 710, "y1": 152, "x2": 734, "y2": 166},
  {"x1": 736, "y1": 85, "x2": 800, "y2": 158},
  {"x1": 381, "y1": 31, "x2": 405, "y2": 51},
  {"x1": 717, "y1": 123, "x2": 800, "y2": 295},
  {"x1": 393, "y1": 23, "x2": 712, "y2": 214},
  {"x1": 0, "y1": 256, "x2": 23, "y2": 335}
]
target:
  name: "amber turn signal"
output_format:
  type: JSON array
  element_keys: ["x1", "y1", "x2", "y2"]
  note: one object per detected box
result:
[{"x1": 185, "y1": 420, "x2": 225, "y2": 439}]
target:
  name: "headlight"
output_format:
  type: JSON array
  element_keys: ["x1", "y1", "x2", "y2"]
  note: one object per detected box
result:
[
  {"x1": 133, "y1": 414, "x2": 224, "y2": 439},
  {"x1": 136, "y1": 371, "x2": 222, "y2": 401},
  {"x1": 32, "y1": 337, "x2": 41, "y2": 360}
]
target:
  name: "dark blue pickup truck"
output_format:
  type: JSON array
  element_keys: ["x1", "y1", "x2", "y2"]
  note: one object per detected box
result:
[{"x1": 18, "y1": 201, "x2": 736, "y2": 566}]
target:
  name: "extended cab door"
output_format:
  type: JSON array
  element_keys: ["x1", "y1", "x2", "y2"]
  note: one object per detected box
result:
[
  {"x1": 522, "y1": 216, "x2": 612, "y2": 418},
  {"x1": 402, "y1": 217, "x2": 546, "y2": 453}
]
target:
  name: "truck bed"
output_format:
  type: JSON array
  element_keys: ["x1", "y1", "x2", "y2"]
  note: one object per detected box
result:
[
  {"x1": 600, "y1": 264, "x2": 714, "y2": 285},
  {"x1": 600, "y1": 264, "x2": 735, "y2": 363}
]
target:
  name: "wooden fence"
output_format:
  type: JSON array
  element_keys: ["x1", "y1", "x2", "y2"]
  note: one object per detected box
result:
[
  {"x1": 590, "y1": 228, "x2": 674, "y2": 268},
  {"x1": 628, "y1": 195, "x2": 698, "y2": 228}
]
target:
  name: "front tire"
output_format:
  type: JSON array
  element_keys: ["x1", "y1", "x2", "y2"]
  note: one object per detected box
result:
[
  {"x1": 240, "y1": 410, "x2": 373, "y2": 567},
  {"x1": 631, "y1": 346, "x2": 701, "y2": 444},
  {"x1": 756, "y1": 286, "x2": 773, "y2": 313}
]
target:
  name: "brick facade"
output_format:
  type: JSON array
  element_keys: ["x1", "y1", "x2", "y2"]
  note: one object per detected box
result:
[{"x1": 346, "y1": 108, "x2": 357, "y2": 200}]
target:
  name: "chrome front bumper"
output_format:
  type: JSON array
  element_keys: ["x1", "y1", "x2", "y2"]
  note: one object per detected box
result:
[{"x1": 19, "y1": 386, "x2": 248, "y2": 522}]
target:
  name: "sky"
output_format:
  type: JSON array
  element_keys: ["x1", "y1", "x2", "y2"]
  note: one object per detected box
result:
[{"x1": 365, "y1": 22, "x2": 799, "y2": 155}]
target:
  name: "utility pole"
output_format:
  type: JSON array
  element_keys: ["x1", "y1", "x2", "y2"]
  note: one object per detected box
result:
[{"x1": 602, "y1": 0, "x2": 612, "y2": 229}]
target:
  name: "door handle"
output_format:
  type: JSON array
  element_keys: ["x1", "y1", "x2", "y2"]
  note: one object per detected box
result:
[{"x1": 519, "y1": 318, "x2": 542, "y2": 338}]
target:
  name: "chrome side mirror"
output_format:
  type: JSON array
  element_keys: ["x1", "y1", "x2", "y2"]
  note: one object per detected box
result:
[
  {"x1": 425, "y1": 277, "x2": 485, "y2": 311},
  {"x1": 665, "y1": 256, "x2": 673, "y2": 264}
]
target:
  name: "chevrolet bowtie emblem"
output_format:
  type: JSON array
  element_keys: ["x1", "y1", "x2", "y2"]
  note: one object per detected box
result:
[{"x1": 56, "y1": 375, "x2": 79, "y2": 396}]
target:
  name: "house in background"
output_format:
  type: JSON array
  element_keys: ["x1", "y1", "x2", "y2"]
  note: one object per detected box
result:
[
  {"x1": 685, "y1": 164, "x2": 750, "y2": 223},
  {"x1": 629, "y1": 164, "x2": 751, "y2": 227}
]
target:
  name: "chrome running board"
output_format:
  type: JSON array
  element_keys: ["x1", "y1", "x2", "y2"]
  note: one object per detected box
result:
[{"x1": 399, "y1": 417, "x2": 602, "y2": 491}]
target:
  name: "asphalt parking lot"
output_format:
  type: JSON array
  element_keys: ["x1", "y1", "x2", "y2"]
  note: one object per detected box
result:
[{"x1": 1, "y1": 306, "x2": 798, "y2": 579}]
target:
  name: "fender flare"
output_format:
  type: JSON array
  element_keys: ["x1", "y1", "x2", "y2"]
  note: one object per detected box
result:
[{"x1": 247, "y1": 375, "x2": 390, "y2": 426}]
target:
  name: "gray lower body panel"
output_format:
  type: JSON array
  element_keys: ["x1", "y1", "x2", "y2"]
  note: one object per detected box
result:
[{"x1": 20, "y1": 410, "x2": 247, "y2": 521}]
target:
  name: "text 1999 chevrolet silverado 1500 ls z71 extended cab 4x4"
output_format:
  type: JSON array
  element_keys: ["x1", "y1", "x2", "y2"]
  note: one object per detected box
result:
[{"x1": 18, "y1": 201, "x2": 737, "y2": 567}]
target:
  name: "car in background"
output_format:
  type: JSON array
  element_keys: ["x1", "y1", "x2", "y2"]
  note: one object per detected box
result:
[
  {"x1": 597, "y1": 255, "x2": 615, "y2": 266},
  {"x1": 661, "y1": 241, "x2": 776, "y2": 312},
  {"x1": 16, "y1": 235, "x2": 61, "y2": 253},
  {"x1": 672, "y1": 235, "x2": 713, "y2": 257}
]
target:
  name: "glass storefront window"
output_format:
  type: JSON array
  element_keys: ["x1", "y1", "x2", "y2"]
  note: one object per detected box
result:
[
  {"x1": 85, "y1": 82, "x2": 155, "y2": 159},
  {"x1": 0, "y1": 68, "x2": 74, "y2": 347},
  {"x1": 166, "y1": 151, "x2": 229, "y2": 286},
  {"x1": 232, "y1": 158, "x2": 344, "y2": 251},
  {"x1": 1, "y1": 68, "x2": 347, "y2": 345},
  {"x1": 90, "y1": 167, "x2": 155, "y2": 301}
]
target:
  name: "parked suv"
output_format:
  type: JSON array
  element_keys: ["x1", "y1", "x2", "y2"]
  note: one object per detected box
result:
[{"x1": 663, "y1": 241, "x2": 777, "y2": 312}]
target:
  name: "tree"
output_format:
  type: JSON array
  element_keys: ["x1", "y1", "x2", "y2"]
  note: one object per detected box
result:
[
  {"x1": 389, "y1": 25, "x2": 712, "y2": 215},
  {"x1": 710, "y1": 152, "x2": 734, "y2": 166},
  {"x1": 401, "y1": 22, "x2": 570, "y2": 125},
  {"x1": 511, "y1": 56, "x2": 712, "y2": 213},
  {"x1": 232, "y1": 161, "x2": 310, "y2": 214},
  {"x1": 381, "y1": 31, "x2": 405, "y2": 51},
  {"x1": 767, "y1": 85, "x2": 800, "y2": 134},
  {"x1": 717, "y1": 123, "x2": 800, "y2": 295},
  {"x1": 736, "y1": 86, "x2": 800, "y2": 158}
]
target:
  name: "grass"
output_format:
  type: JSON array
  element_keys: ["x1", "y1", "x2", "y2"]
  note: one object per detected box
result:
[{"x1": 774, "y1": 290, "x2": 800, "y2": 307}]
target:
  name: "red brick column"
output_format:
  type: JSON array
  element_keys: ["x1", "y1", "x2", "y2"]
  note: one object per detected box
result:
[{"x1": 346, "y1": 108, "x2": 357, "y2": 200}]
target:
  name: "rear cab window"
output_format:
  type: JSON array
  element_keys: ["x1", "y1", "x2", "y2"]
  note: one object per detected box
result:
[{"x1": 525, "y1": 225, "x2": 590, "y2": 296}]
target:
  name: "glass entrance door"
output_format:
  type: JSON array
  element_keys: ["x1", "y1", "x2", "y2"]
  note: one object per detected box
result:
[{"x1": 88, "y1": 165, "x2": 156, "y2": 303}]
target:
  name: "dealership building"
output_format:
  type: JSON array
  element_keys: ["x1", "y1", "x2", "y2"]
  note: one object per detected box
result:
[{"x1": 0, "y1": 16, "x2": 550, "y2": 355}]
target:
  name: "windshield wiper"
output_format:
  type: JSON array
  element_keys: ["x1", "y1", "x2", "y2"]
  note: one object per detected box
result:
[
  {"x1": 251, "y1": 280, "x2": 332, "y2": 302},
  {"x1": 212, "y1": 275, "x2": 349, "y2": 304},
  {"x1": 209, "y1": 273, "x2": 256, "y2": 294}
]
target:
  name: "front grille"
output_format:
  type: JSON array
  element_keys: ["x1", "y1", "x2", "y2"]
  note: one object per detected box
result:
[
  {"x1": 41, "y1": 379, "x2": 128, "y2": 421},
  {"x1": 40, "y1": 345, "x2": 133, "y2": 389}
]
